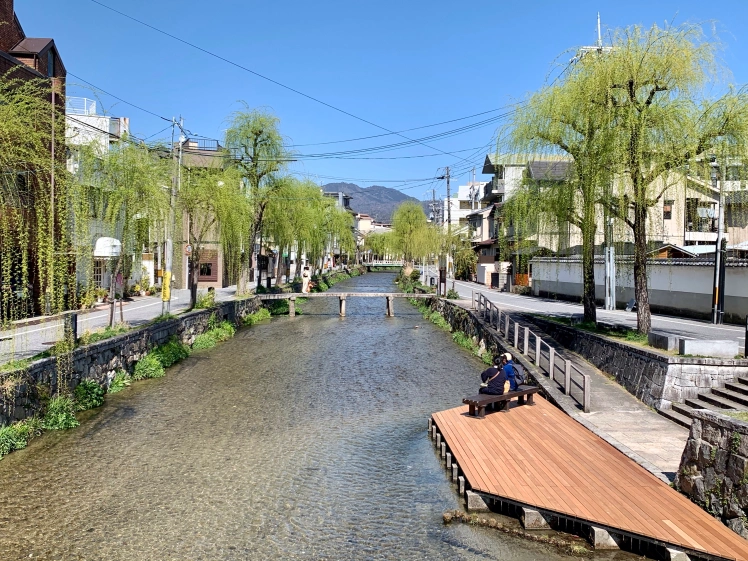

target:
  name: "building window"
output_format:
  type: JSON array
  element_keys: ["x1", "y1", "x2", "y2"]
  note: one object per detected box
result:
[
  {"x1": 197, "y1": 250, "x2": 218, "y2": 282},
  {"x1": 47, "y1": 51, "x2": 55, "y2": 77},
  {"x1": 663, "y1": 200, "x2": 674, "y2": 220},
  {"x1": 199, "y1": 263, "x2": 212, "y2": 277}
]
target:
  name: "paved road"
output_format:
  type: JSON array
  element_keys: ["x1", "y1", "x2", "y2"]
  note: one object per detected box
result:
[
  {"x1": 449, "y1": 279, "x2": 747, "y2": 347},
  {"x1": 0, "y1": 288, "x2": 237, "y2": 365}
]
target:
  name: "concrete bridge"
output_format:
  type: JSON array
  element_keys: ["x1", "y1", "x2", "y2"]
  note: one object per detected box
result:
[
  {"x1": 361, "y1": 260, "x2": 404, "y2": 269},
  {"x1": 256, "y1": 292, "x2": 432, "y2": 317}
]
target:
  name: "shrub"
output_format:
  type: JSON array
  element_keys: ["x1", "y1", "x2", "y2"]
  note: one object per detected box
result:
[
  {"x1": 446, "y1": 289, "x2": 460, "y2": 300},
  {"x1": 42, "y1": 396, "x2": 79, "y2": 430},
  {"x1": 0, "y1": 420, "x2": 39, "y2": 457},
  {"x1": 78, "y1": 324, "x2": 129, "y2": 345},
  {"x1": 213, "y1": 321, "x2": 236, "y2": 342},
  {"x1": 152, "y1": 338, "x2": 190, "y2": 368},
  {"x1": 108, "y1": 370, "x2": 131, "y2": 393},
  {"x1": 74, "y1": 380, "x2": 105, "y2": 411},
  {"x1": 133, "y1": 354, "x2": 165, "y2": 380},
  {"x1": 410, "y1": 270, "x2": 421, "y2": 282},
  {"x1": 192, "y1": 332, "x2": 217, "y2": 350},
  {"x1": 244, "y1": 308, "x2": 272, "y2": 326},
  {"x1": 195, "y1": 291, "x2": 215, "y2": 309}
]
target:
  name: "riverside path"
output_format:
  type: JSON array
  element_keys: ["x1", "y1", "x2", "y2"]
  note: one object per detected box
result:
[{"x1": 431, "y1": 397, "x2": 748, "y2": 561}]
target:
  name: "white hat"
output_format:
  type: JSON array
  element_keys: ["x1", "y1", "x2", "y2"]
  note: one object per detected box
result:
[{"x1": 503, "y1": 352, "x2": 513, "y2": 361}]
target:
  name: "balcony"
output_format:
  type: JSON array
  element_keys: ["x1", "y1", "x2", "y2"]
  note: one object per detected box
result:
[
  {"x1": 482, "y1": 177, "x2": 505, "y2": 203},
  {"x1": 66, "y1": 97, "x2": 97, "y2": 116}
]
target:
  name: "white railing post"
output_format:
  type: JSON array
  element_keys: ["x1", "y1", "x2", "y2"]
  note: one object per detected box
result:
[
  {"x1": 583, "y1": 375, "x2": 591, "y2": 413},
  {"x1": 523, "y1": 327, "x2": 529, "y2": 355},
  {"x1": 514, "y1": 321, "x2": 519, "y2": 348},
  {"x1": 549, "y1": 347, "x2": 555, "y2": 379},
  {"x1": 564, "y1": 360, "x2": 571, "y2": 396},
  {"x1": 504, "y1": 315, "x2": 510, "y2": 337},
  {"x1": 471, "y1": 290, "x2": 475, "y2": 310},
  {"x1": 535, "y1": 335, "x2": 541, "y2": 365}
]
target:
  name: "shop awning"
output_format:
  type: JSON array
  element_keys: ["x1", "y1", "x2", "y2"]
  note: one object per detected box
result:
[{"x1": 93, "y1": 237, "x2": 121, "y2": 258}]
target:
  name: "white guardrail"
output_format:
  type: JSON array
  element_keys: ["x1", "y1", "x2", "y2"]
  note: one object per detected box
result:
[{"x1": 474, "y1": 293, "x2": 591, "y2": 413}]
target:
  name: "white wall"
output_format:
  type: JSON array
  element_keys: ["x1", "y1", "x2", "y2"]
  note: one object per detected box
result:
[{"x1": 531, "y1": 257, "x2": 748, "y2": 322}]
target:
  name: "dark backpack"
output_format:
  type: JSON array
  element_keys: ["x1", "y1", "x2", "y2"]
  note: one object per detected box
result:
[{"x1": 512, "y1": 363, "x2": 526, "y2": 386}]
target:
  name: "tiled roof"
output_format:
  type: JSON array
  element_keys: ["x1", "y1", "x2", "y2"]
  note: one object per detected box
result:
[
  {"x1": 9, "y1": 38, "x2": 53, "y2": 54},
  {"x1": 528, "y1": 160, "x2": 573, "y2": 181}
]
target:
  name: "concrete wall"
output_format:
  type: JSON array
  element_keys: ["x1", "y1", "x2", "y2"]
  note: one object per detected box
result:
[
  {"x1": 0, "y1": 297, "x2": 262, "y2": 426},
  {"x1": 528, "y1": 316, "x2": 748, "y2": 410},
  {"x1": 676, "y1": 410, "x2": 748, "y2": 538},
  {"x1": 531, "y1": 257, "x2": 748, "y2": 322}
]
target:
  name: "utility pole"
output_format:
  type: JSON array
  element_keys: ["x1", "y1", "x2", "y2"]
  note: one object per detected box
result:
[
  {"x1": 711, "y1": 155, "x2": 725, "y2": 324},
  {"x1": 163, "y1": 117, "x2": 184, "y2": 314}
]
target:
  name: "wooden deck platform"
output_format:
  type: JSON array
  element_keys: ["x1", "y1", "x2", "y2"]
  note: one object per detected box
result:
[{"x1": 431, "y1": 397, "x2": 748, "y2": 561}]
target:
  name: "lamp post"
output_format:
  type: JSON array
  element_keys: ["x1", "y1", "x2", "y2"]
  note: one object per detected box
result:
[{"x1": 711, "y1": 155, "x2": 725, "y2": 324}]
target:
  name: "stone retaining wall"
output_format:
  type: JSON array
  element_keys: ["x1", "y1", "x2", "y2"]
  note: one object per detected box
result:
[
  {"x1": 527, "y1": 316, "x2": 748, "y2": 410},
  {"x1": 0, "y1": 297, "x2": 262, "y2": 426},
  {"x1": 676, "y1": 410, "x2": 748, "y2": 538}
]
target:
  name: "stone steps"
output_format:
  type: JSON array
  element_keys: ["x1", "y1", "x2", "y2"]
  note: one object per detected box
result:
[
  {"x1": 661, "y1": 384, "x2": 747, "y2": 429},
  {"x1": 656, "y1": 407, "x2": 693, "y2": 429},
  {"x1": 713, "y1": 387, "x2": 748, "y2": 408}
]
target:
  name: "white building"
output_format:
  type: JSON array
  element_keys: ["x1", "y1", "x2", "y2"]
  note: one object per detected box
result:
[
  {"x1": 65, "y1": 97, "x2": 129, "y2": 159},
  {"x1": 441, "y1": 182, "x2": 487, "y2": 232}
]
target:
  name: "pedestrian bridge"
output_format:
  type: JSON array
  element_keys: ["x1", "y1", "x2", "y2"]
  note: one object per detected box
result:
[
  {"x1": 361, "y1": 260, "x2": 404, "y2": 268},
  {"x1": 256, "y1": 292, "x2": 432, "y2": 316}
]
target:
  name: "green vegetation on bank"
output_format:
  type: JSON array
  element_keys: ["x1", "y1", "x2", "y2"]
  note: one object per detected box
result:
[{"x1": 407, "y1": 297, "x2": 492, "y2": 365}]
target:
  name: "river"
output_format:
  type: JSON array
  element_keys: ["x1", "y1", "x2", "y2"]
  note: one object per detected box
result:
[{"x1": 0, "y1": 273, "x2": 586, "y2": 560}]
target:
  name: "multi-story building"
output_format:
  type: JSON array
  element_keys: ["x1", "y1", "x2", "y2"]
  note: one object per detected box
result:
[{"x1": 441, "y1": 182, "x2": 487, "y2": 232}]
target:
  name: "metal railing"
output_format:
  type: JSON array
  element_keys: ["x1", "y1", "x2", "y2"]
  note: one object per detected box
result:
[
  {"x1": 473, "y1": 293, "x2": 591, "y2": 413},
  {"x1": 66, "y1": 97, "x2": 97, "y2": 116}
]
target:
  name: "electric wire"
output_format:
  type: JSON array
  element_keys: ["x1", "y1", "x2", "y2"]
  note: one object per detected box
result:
[{"x1": 87, "y1": 0, "x2": 478, "y2": 164}]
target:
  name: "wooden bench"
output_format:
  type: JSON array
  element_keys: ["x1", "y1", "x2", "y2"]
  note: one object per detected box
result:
[{"x1": 462, "y1": 385, "x2": 540, "y2": 418}]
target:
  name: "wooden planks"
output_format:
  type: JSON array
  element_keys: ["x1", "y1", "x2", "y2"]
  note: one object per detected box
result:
[{"x1": 432, "y1": 397, "x2": 748, "y2": 561}]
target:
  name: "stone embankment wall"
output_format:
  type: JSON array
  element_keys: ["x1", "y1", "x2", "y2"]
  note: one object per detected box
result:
[
  {"x1": 0, "y1": 297, "x2": 262, "y2": 426},
  {"x1": 676, "y1": 410, "x2": 748, "y2": 538},
  {"x1": 528, "y1": 316, "x2": 748, "y2": 410}
]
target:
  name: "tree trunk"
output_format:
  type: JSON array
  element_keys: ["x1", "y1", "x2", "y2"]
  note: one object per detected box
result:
[
  {"x1": 633, "y1": 204, "x2": 651, "y2": 333},
  {"x1": 581, "y1": 222, "x2": 597, "y2": 324},
  {"x1": 109, "y1": 253, "x2": 124, "y2": 328}
]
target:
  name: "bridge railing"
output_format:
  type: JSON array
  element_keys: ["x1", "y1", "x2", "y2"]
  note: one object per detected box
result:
[{"x1": 474, "y1": 293, "x2": 590, "y2": 413}]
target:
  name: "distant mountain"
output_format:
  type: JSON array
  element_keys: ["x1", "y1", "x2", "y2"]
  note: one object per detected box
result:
[{"x1": 322, "y1": 182, "x2": 430, "y2": 222}]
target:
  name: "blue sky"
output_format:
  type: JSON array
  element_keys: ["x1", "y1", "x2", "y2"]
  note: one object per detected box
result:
[{"x1": 16, "y1": 0, "x2": 748, "y2": 199}]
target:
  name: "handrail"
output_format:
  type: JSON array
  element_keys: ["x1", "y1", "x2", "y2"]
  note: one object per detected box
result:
[{"x1": 471, "y1": 291, "x2": 590, "y2": 412}]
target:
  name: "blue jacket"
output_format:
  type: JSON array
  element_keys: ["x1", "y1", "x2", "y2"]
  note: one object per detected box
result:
[{"x1": 503, "y1": 360, "x2": 517, "y2": 391}]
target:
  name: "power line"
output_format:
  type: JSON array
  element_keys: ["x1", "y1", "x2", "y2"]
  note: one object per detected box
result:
[
  {"x1": 67, "y1": 72, "x2": 171, "y2": 122},
  {"x1": 289, "y1": 105, "x2": 520, "y2": 147},
  {"x1": 88, "y1": 0, "x2": 476, "y2": 164}
]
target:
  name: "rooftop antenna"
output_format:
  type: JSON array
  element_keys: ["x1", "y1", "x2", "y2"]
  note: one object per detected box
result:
[{"x1": 577, "y1": 12, "x2": 613, "y2": 58}]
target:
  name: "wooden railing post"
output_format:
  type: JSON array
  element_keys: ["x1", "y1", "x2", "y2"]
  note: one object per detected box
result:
[
  {"x1": 289, "y1": 297, "x2": 296, "y2": 318},
  {"x1": 504, "y1": 314, "x2": 510, "y2": 338},
  {"x1": 523, "y1": 327, "x2": 529, "y2": 355},
  {"x1": 564, "y1": 360, "x2": 571, "y2": 395}
]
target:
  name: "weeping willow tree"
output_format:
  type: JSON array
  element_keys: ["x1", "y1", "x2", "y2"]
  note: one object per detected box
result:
[
  {"x1": 509, "y1": 51, "x2": 616, "y2": 323},
  {"x1": 179, "y1": 166, "x2": 245, "y2": 308},
  {"x1": 596, "y1": 23, "x2": 748, "y2": 332},
  {"x1": 391, "y1": 202, "x2": 440, "y2": 273},
  {"x1": 0, "y1": 74, "x2": 73, "y2": 323},
  {"x1": 224, "y1": 107, "x2": 292, "y2": 291},
  {"x1": 364, "y1": 231, "x2": 398, "y2": 260},
  {"x1": 77, "y1": 138, "x2": 170, "y2": 326}
]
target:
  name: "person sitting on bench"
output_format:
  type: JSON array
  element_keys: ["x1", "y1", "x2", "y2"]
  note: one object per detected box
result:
[
  {"x1": 501, "y1": 352, "x2": 518, "y2": 392},
  {"x1": 479, "y1": 356, "x2": 507, "y2": 396}
]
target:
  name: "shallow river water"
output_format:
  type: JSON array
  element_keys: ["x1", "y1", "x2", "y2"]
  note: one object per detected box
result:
[{"x1": 1, "y1": 273, "x2": 589, "y2": 561}]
